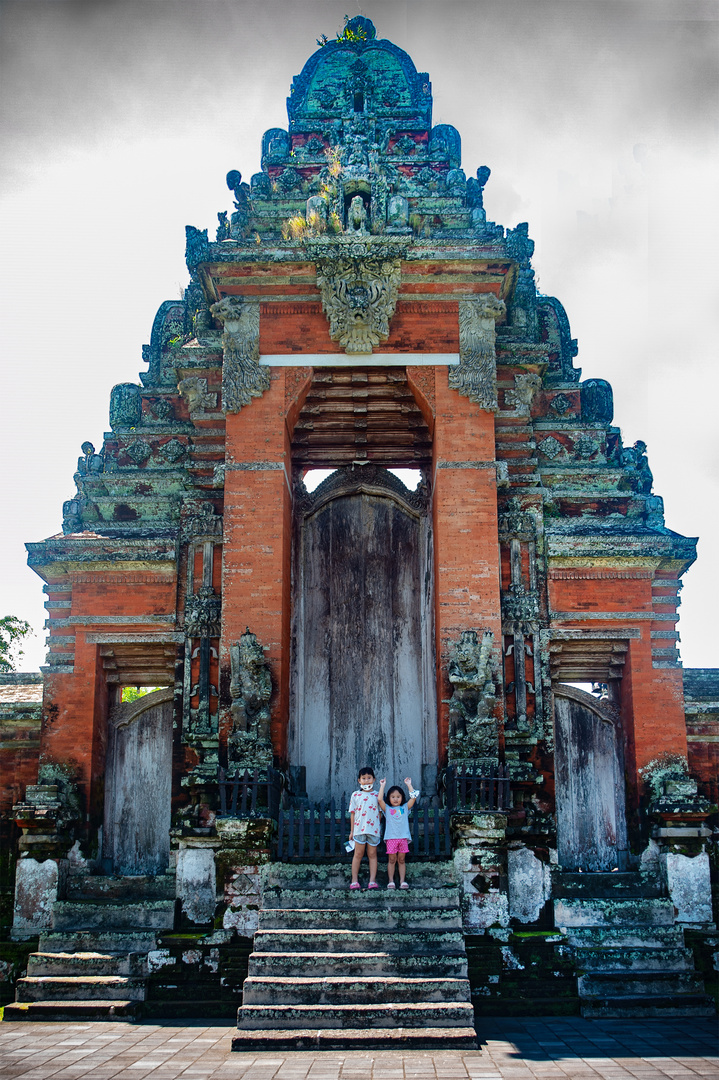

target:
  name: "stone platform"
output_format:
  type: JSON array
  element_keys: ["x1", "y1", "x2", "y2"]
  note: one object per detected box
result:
[{"x1": 0, "y1": 1016, "x2": 716, "y2": 1078}]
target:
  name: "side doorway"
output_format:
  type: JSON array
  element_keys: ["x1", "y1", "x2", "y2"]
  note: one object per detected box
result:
[
  {"x1": 103, "y1": 687, "x2": 174, "y2": 875},
  {"x1": 553, "y1": 684, "x2": 628, "y2": 871}
]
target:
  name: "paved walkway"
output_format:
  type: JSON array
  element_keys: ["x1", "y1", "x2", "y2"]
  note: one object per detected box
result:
[{"x1": 0, "y1": 1017, "x2": 716, "y2": 1079}]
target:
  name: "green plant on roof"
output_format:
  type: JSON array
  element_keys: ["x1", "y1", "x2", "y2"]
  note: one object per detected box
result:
[{"x1": 317, "y1": 15, "x2": 369, "y2": 48}]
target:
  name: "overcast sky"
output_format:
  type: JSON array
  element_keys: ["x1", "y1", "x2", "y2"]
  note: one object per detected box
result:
[{"x1": 1, "y1": 0, "x2": 717, "y2": 671}]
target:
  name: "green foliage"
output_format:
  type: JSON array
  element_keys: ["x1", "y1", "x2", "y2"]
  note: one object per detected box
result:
[
  {"x1": 317, "y1": 14, "x2": 368, "y2": 49},
  {"x1": 0, "y1": 615, "x2": 33, "y2": 672},
  {"x1": 337, "y1": 15, "x2": 368, "y2": 44},
  {"x1": 121, "y1": 685, "x2": 159, "y2": 703}
]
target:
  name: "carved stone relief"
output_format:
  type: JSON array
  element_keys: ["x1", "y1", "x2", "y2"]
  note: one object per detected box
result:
[
  {"x1": 177, "y1": 377, "x2": 217, "y2": 415},
  {"x1": 501, "y1": 583, "x2": 540, "y2": 636},
  {"x1": 209, "y1": 297, "x2": 270, "y2": 412},
  {"x1": 184, "y1": 585, "x2": 222, "y2": 639},
  {"x1": 181, "y1": 501, "x2": 223, "y2": 542},
  {"x1": 229, "y1": 628, "x2": 273, "y2": 766},
  {"x1": 448, "y1": 296, "x2": 506, "y2": 410},
  {"x1": 446, "y1": 629, "x2": 499, "y2": 764},
  {"x1": 311, "y1": 237, "x2": 407, "y2": 354}
]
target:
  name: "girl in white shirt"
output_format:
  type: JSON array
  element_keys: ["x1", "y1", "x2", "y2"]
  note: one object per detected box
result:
[{"x1": 378, "y1": 777, "x2": 418, "y2": 889}]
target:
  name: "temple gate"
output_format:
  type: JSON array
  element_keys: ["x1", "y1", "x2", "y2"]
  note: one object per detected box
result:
[{"x1": 4, "y1": 15, "x2": 715, "y2": 1030}]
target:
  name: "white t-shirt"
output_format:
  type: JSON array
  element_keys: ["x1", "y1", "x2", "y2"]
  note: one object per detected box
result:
[
  {"x1": 348, "y1": 789, "x2": 381, "y2": 837},
  {"x1": 382, "y1": 803, "x2": 412, "y2": 842}
]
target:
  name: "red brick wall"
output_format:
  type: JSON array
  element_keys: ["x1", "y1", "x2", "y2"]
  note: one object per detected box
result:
[
  {"x1": 431, "y1": 366, "x2": 502, "y2": 762},
  {"x1": 220, "y1": 370, "x2": 293, "y2": 764}
]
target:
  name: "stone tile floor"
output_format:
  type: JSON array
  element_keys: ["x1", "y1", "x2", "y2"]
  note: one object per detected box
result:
[{"x1": 0, "y1": 1018, "x2": 716, "y2": 1079}]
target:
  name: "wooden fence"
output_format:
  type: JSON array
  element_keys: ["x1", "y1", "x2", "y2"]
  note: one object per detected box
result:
[
  {"x1": 217, "y1": 766, "x2": 284, "y2": 818},
  {"x1": 276, "y1": 795, "x2": 452, "y2": 861},
  {"x1": 444, "y1": 763, "x2": 511, "y2": 812}
]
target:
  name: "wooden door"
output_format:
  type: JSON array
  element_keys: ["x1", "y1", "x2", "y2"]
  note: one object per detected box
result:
[
  {"x1": 104, "y1": 688, "x2": 173, "y2": 875},
  {"x1": 290, "y1": 468, "x2": 435, "y2": 802},
  {"x1": 553, "y1": 685, "x2": 628, "y2": 871}
]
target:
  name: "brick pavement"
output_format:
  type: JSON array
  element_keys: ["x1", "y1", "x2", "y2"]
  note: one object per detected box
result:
[{"x1": 0, "y1": 1017, "x2": 716, "y2": 1079}]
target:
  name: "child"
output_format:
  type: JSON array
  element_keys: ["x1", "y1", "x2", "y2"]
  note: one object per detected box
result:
[
  {"x1": 378, "y1": 776, "x2": 419, "y2": 889},
  {"x1": 348, "y1": 766, "x2": 382, "y2": 890}
]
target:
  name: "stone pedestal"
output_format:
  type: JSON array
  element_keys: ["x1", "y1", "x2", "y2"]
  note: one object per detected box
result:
[
  {"x1": 664, "y1": 850, "x2": 714, "y2": 928},
  {"x1": 507, "y1": 845, "x2": 551, "y2": 924},
  {"x1": 214, "y1": 818, "x2": 274, "y2": 936},
  {"x1": 12, "y1": 856, "x2": 67, "y2": 939},
  {"x1": 176, "y1": 837, "x2": 221, "y2": 926},
  {"x1": 452, "y1": 812, "x2": 508, "y2": 931}
]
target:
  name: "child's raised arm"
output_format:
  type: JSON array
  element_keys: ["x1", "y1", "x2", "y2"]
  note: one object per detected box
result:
[
  {"x1": 377, "y1": 777, "x2": 387, "y2": 812},
  {"x1": 404, "y1": 776, "x2": 418, "y2": 810}
]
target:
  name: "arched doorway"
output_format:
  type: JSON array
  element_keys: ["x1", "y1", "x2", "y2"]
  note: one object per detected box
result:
[
  {"x1": 103, "y1": 687, "x2": 174, "y2": 875},
  {"x1": 553, "y1": 684, "x2": 628, "y2": 871},
  {"x1": 290, "y1": 465, "x2": 436, "y2": 801}
]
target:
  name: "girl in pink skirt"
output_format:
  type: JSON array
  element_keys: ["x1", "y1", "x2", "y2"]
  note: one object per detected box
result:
[{"x1": 378, "y1": 776, "x2": 419, "y2": 889}]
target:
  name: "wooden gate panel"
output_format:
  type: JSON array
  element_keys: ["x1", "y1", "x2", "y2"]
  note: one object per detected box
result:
[{"x1": 554, "y1": 687, "x2": 627, "y2": 872}]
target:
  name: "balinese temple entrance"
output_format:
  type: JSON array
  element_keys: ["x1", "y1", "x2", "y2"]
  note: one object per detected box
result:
[{"x1": 6, "y1": 15, "x2": 714, "y2": 1031}]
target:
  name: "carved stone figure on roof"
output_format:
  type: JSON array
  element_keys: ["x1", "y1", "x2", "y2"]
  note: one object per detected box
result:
[
  {"x1": 76, "y1": 442, "x2": 104, "y2": 477},
  {"x1": 621, "y1": 439, "x2": 653, "y2": 494},
  {"x1": 346, "y1": 195, "x2": 368, "y2": 235}
]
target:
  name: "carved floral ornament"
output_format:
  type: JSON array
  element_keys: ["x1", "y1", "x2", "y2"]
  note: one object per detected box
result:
[
  {"x1": 209, "y1": 296, "x2": 270, "y2": 413},
  {"x1": 449, "y1": 295, "x2": 506, "y2": 411}
]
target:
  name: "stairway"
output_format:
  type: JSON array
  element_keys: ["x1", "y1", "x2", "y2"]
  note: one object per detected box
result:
[
  {"x1": 233, "y1": 861, "x2": 477, "y2": 1050},
  {"x1": 4, "y1": 874, "x2": 175, "y2": 1021},
  {"x1": 554, "y1": 872, "x2": 715, "y2": 1018}
]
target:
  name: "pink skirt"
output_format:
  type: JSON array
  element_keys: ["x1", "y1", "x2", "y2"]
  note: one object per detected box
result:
[{"x1": 385, "y1": 838, "x2": 409, "y2": 854}]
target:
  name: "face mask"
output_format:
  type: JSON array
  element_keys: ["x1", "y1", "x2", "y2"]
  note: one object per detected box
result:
[{"x1": 360, "y1": 782, "x2": 373, "y2": 790}]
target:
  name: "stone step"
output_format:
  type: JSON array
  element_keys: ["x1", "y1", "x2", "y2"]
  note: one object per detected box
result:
[
  {"x1": 231, "y1": 1026, "x2": 478, "y2": 1051},
  {"x1": 253, "y1": 928, "x2": 465, "y2": 955},
  {"x1": 242, "y1": 975, "x2": 471, "y2": 1006},
  {"x1": 15, "y1": 975, "x2": 146, "y2": 1003},
  {"x1": 236, "y1": 1001, "x2": 475, "y2": 1030},
  {"x1": 65, "y1": 873, "x2": 175, "y2": 902},
  {"x1": 27, "y1": 951, "x2": 147, "y2": 977},
  {"x1": 2, "y1": 999, "x2": 140, "y2": 1022},
  {"x1": 258, "y1": 907, "x2": 462, "y2": 932},
  {"x1": 560, "y1": 925, "x2": 684, "y2": 949},
  {"x1": 248, "y1": 950, "x2": 468, "y2": 979},
  {"x1": 578, "y1": 971, "x2": 705, "y2": 998},
  {"x1": 262, "y1": 864, "x2": 457, "y2": 891},
  {"x1": 552, "y1": 873, "x2": 663, "y2": 899},
  {"x1": 39, "y1": 930, "x2": 159, "y2": 953},
  {"x1": 574, "y1": 947, "x2": 693, "y2": 973},
  {"x1": 554, "y1": 897, "x2": 675, "y2": 928},
  {"x1": 581, "y1": 995, "x2": 716, "y2": 1020},
  {"x1": 52, "y1": 900, "x2": 174, "y2": 931},
  {"x1": 262, "y1": 886, "x2": 459, "y2": 910}
]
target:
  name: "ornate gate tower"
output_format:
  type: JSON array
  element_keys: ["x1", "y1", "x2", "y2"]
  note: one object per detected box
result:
[{"x1": 5, "y1": 17, "x2": 715, "y2": 1027}]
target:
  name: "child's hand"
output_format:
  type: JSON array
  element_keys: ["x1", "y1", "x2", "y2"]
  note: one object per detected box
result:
[
  {"x1": 404, "y1": 776, "x2": 412, "y2": 788},
  {"x1": 379, "y1": 778, "x2": 386, "y2": 788}
]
